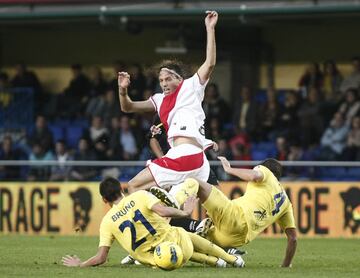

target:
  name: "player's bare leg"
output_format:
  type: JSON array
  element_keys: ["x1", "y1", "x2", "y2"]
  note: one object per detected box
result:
[{"x1": 128, "y1": 167, "x2": 156, "y2": 193}]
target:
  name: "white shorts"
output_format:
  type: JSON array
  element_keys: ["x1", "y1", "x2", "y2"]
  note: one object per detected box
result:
[{"x1": 147, "y1": 144, "x2": 210, "y2": 189}]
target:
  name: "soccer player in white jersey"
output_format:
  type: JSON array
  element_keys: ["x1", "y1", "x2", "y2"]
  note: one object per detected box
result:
[{"x1": 117, "y1": 11, "x2": 218, "y2": 197}]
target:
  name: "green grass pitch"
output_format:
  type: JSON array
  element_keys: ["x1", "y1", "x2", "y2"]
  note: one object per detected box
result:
[{"x1": 0, "y1": 235, "x2": 358, "y2": 277}]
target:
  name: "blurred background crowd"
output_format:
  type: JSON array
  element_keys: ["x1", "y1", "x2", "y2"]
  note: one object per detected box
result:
[{"x1": 1, "y1": 56, "x2": 359, "y2": 182}]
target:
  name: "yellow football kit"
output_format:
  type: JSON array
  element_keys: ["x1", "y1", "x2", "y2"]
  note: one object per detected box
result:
[
  {"x1": 99, "y1": 190, "x2": 193, "y2": 266},
  {"x1": 204, "y1": 165, "x2": 296, "y2": 248}
]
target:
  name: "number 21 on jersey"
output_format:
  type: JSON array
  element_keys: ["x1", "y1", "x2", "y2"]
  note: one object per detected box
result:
[{"x1": 119, "y1": 209, "x2": 157, "y2": 251}]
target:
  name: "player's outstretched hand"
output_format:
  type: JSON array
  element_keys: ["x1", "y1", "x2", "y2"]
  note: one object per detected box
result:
[
  {"x1": 118, "y1": 71, "x2": 131, "y2": 89},
  {"x1": 205, "y1": 10, "x2": 218, "y2": 29},
  {"x1": 150, "y1": 123, "x2": 162, "y2": 136},
  {"x1": 183, "y1": 195, "x2": 198, "y2": 216},
  {"x1": 62, "y1": 255, "x2": 82, "y2": 267},
  {"x1": 218, "y1": 156, "x2": 231, "y2": 172}
]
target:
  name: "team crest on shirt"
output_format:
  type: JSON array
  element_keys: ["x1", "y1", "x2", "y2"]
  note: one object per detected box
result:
[
  {"x1": 254, "y1": 210, "x2": 267, "y2": 221},
  {"x1": 198, "y1": 125, "x2": 205, "y2": 136}
]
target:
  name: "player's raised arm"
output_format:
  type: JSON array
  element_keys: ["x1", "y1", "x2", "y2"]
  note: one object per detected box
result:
[
  {"x1": 118, "y1": 71, "x2": 155, "y2": 113},
  {"x1": 218, "y1": 156, "x2": 264, "y2": 182},
  {"x1": 197, "y1": 11, "x2": 218, "y2": 84},
  {"x1": 62, "y1": 246, "x2": 110, "y2": 267}
]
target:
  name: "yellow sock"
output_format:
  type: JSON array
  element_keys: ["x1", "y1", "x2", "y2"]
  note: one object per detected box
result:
[
  {"x1": 190, "y1": 252, "x2": 218, "y2": 266},
  {"x1": 171, "y1": 178, "x2": 199, "y2": 206},
  {"x1": 188, "y1": 233, "x2": 236, "y2": 264}
]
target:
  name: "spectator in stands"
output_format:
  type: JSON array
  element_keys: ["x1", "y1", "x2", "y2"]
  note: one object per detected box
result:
[
  {"x1": 0, "y1": 72, "x2": 10, "y2": 91},
  {"x1": 127, "y1": 64, "x2": 146, "y2": 101},
  {"x1": 85, "y1": 89, "x2": 121, "y2": 126},
  {"x1": 284, "y1": 141, "x2": 313, "y2": 180},
  {"x1": 50, "y1": 140, "x2": 73, "y2": 181},
  {"x1": 88, "y1": 66, "x2": 108, "y2": 98},
  {"x1": 118, "y1": 115, "x2": 139, "y2": 160},
  {"x1": 319, "y1": 112, "x2": 349, "y2": 160},
  {"x1": 0, "y1": 135, "x2": 23, "y2": 181},
  {"x1": 210, "y1": 139, "x2": 233, "y2": 181},
  {"x1": 336, "y1": 88, "x2": 360, "y2": 126},
  {"x1": 298, "y1": 62, "x2": 323, "y2": 97},
  {"x1": 60, "y1": 64, "x2": 91, "y2": 117},
  {"x1": 275, "y1": 136, "x2": 289, "y2": 161},
  {"x1": 342, "y1": 116, "x2": 360, "y2": 161},
  {"x1": 27, "y1": 143, "x2": 54, "y2": 181},
  {"x1": 69, "y1": 138, "x2": 97, "y2": 181},
  {"x1": 206, "y1": 118, "x2": 225, "y2": 143},
  {"x1": 277, "y1": 90, "x2": 300, "y2": 140},
  {"x1": 11, "y1": 62, "x2": 44, "y2": 114},
  {"x1": 144, "y1": 67, "x2": 160, "y2": 93},
  {"x1": 203, "y1": 83, "x2": 230, "y2": 127},
  {"x1": 297, "y1": 87, "x2": 325, "y2": 147},
  {"x1": 322, "y1": 59, "x2": 343, "y2": 102},
  {"x1": 340, "y1": 57, "x2": 360, "y2": 95},
  {"x1": 233, "y1": 86, "x2": 258, "y2": 140},
  {"x1": 84, "y1": 116, "x2": 109, "y2": 146},
  {"x1": 107, "y1": 116, "x2": 124, "y2": 160},
  {"x1": 258, "y1": 87, "x2": 281, "y2": 141},
  {"x1": 27, "y1": 115, "x2": 54, "y2": 152},
  {"x1": 230, "y1": 143, "x2": 251, "y2": 162}
]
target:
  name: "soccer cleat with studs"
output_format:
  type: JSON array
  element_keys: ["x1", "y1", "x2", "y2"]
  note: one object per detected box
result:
[
  {"x1": 195, "y1": 218, "x2": 213, "y2": 238},
  {"x1": 150, "y1": 187, "x2": 180, "y2": 209},
  {"x1": 233, "y1": 254, "x2": 245, "y2": 268}
]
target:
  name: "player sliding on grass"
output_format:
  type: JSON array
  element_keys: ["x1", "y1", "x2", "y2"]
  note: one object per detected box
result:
[
  {"x1": 117, "y1": 11, "x2": 218, "y2": 199},
  {"x1": 159, "y1": 158, "x2": 298, "y2": 267},
  {"x1": 62, "y1": 177, "x2": 245, "y2": 269}
]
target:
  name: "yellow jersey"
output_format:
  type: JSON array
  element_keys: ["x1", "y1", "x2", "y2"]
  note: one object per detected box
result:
[
  {"x1": 234, "y1": 165, "x2": 296, "y2": 243},
  {"x1": 98, "y1": 190, "x2": 176, "y2": 265}
]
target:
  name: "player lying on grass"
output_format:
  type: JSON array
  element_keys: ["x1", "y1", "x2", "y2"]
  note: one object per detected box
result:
[
  {"x1": 62, "y1": 177, "x2": 245, "y2": 269},
  {"x1": 157, "y1": 158, "x2": 298, "y2": 267}
]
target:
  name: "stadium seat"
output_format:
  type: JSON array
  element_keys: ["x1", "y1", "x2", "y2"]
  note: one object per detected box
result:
[
  {"x1": 251, "y1": 149, "x2": 268, "y2": 161},
  {"x1": 65, "y1": 126, "x2": 84, "y2": 149},
  {"x1": 48, "y1": 125, "x2": 65, "y2": 142},
  {"x1": 347, "y1": 167, "x2": 360, "y2": 179},
  {"x1": 319, "y1": 167, "x2": 347, "y2": 180}
]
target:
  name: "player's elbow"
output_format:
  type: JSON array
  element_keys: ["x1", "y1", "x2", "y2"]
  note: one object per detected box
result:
[
  {"x1": 97, "y1": 253, "x2": 108, "y2": 265},
  {"x1": 120, "y1": 105, "x2": 132, "y2": 113}
]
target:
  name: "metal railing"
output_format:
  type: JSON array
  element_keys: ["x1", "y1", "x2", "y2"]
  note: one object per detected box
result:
[{"x1": 0, "y1": 160, "x2": 360, "y2": 167}]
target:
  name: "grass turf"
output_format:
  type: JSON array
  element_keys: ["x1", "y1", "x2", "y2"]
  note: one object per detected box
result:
[{"x1": 0, "y1": 235, "x2": 358, "y2": 277}]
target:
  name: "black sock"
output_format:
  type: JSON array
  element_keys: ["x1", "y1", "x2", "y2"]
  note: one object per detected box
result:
[{"x1": 169, "y1": 218, "x2": 201, "y2": 232}]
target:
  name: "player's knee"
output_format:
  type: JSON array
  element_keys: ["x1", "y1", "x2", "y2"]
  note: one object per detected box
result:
[
  {"x1": 287, "y1": 230, "x2": 297, "y2": 244},
  {"x1": 127, "y1": 178, "x2": 139, "y2": 192}
]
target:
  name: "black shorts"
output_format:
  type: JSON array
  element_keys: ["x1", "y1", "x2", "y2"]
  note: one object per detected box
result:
[{"x1": 207, "y1": 167, "x2": 219, "y2": 186}]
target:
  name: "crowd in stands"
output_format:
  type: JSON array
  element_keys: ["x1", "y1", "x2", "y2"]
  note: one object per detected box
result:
[{"x1": 0, "y1": 57, "x2": 360, "y2": 182}]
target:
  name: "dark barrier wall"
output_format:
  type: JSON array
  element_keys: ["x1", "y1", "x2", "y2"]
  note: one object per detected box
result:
[{"x1": 0, "y1": 182, "x2": 359, "y2": 237}]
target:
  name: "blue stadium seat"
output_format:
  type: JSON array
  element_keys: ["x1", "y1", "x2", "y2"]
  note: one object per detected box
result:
[
  {"x1": 48, "y1": 125, "x2": 65, "y2": 142},
  {"x1": 255, "y1": 89, "x2": 267, "y2": 103},
  {"x1": 257, "y1": 141, "x2": 276, "y2": 152},
  {"x1": 65, "y1": 126, "x2": 84, "y2": 149},
  {"x1": 251, "y1": 150, "x2": 268, "y2": 161},
  {"x1": 319, "y1": 167, "x2": 347, "y2": 180},
  {"x1": 347, "y1": 167, "x2": 360, "y2": 179}
]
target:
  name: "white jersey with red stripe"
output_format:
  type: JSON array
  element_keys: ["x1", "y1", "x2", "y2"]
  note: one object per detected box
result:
[{"x1": 149, "y1": 73, "x2": 214, "y2": 150}]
